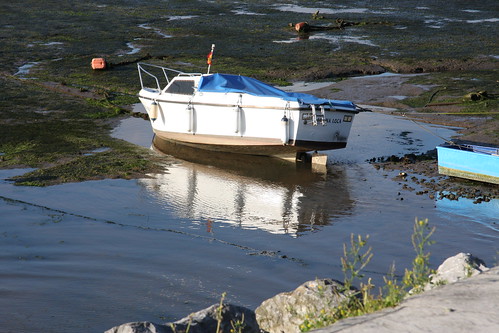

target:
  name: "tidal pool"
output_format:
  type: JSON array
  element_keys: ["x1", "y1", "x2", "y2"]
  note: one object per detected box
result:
[{"x1": 1, "y1": 108, "x2": 497, "y2": 332}]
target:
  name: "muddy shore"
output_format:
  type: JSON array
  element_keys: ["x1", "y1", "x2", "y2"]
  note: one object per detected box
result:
[
  {"x1": 2, "y1": 69, "x2": 497, "y2": 199},
  {"x1": 1, "y1": 0, "x2": 497, "y2": 187},
  {"x1": 303, "y1": 73, "x2": 498, "y2": 202}
]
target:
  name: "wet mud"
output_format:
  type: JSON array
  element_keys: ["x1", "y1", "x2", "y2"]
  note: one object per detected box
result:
[
  {"x1": 1, "y1": 1, "x2": 497, "y2": 185},
  {"x1": 303, "y1": 73, "x2": 497, "y2": 203}
]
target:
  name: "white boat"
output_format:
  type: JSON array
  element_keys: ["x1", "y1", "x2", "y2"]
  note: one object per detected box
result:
[{"x1": 137, "y1": 62, "x2": 359, "y2": 159}]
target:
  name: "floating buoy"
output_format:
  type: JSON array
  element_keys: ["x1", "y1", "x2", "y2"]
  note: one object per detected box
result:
[
  {"x1": 148, "y1": 101, "x2": 158, "y2": 121},
  {"x1": 281, "y1": 115, "x2": 289, "y2": 145},
  {"x1": 91, "y1": 58, "x2": 107, "y2": 70},
  {"x1": 295, "y1": 22, "x2": 310, "y2": 32}
]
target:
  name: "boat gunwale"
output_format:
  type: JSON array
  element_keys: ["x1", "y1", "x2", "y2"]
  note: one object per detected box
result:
[
  {"x1": 436, "y1": 142, "x2": 499, "y2": 184},
  {"x1": 138, "y1": 94, "x2": 360, "y2": 113},
  {"x1": 438, "y1": 142, "x2": 499, "y2": 157}
]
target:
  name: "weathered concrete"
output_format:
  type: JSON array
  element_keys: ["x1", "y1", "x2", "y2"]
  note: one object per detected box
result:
[{"x1": 311, "y1": 265, "x2": 499, "y2": 333}]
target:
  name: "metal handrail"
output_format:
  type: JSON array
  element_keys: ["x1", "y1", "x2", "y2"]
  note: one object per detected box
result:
[{"x1": 137, "y1": 63, "x2": 202, "y2": 91}]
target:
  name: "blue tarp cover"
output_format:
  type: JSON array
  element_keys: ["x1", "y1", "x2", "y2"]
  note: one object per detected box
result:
[{"x1": 198, "y1": 73, "x2": 356, "y2": 109}]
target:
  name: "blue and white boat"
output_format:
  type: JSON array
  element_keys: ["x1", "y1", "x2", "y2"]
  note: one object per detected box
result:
[
  {"x1": 436, "y1": 142, "x2": 499, "y2": 184},
  {"x1": 137, "y1": 63, "x2": 359, "y2": 159}
]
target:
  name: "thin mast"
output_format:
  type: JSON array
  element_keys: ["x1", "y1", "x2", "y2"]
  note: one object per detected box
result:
[{"x1": 207, "y1": 44, "x2": 215, "y2": 74}]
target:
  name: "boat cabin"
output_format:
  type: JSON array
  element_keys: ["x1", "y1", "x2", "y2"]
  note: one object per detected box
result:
[{"x1": 162, "y1": 76, "x2": 200, "y2": 95}]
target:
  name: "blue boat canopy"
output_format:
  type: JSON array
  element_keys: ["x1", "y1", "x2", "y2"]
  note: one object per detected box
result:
[{"x1": 198, "y1": 73, "x2": 356, "y2": 109}]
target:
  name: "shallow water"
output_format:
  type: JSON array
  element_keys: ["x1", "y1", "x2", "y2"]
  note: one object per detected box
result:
[{"x1": 1, "y1": 107, "x2": 498, "y2": 332}]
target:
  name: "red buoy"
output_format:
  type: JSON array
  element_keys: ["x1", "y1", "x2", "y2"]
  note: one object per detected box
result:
[
  {"x1": 91, "y1": 58, "x2": 107, "y2": 70},
  {"x1": 295, "y1": 22, "x2": 310, "y2": 32}
]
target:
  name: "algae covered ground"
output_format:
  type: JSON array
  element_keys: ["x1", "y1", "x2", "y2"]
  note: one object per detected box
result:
[{"x1": 0, "y1": 0, "x2": 497, "y2": 185}]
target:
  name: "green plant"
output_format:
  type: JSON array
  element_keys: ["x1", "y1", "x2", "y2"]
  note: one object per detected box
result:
[
  {"x1": 380, "y1": 263, "x2": 406, "y2": 307},
  {"x1": 341, "y1": 234, "x2": 373, "y2": 291},
  {"x1": 300, "y1": 218, "x2": 437, "y2": 332},
  {"x1": 300, "y1": 234, "x2": 376, "y2": 331},
  {"x1": 215, "y1": 292, "x2": 226, "y2": 333},
  {"x1": 230, "y1": 313, "x2": 246, "y2": 333},
  {"x1": 465, "y1": 263, "x2": 474, "y2": 278},
  {"x1": 402, "y1": 218, "x2": 436, "y2": 293}
]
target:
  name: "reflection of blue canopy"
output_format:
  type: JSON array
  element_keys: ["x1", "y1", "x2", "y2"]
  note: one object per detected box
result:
[{"x1": 198, "y1": 73, "x2": 356, "y2": 110}]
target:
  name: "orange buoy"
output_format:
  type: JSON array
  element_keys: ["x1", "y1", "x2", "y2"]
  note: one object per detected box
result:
[
  {"x1": 295, "y1": 22, "x2": 310, "y2": 32},
  {"x1": 91, "y1": 58, "x2": 107, "y2": 70}
]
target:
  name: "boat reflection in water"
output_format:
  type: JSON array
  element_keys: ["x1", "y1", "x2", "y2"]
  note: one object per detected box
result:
[{"x1": 138, "y1": 136, "x2": 354, "y2": 236}]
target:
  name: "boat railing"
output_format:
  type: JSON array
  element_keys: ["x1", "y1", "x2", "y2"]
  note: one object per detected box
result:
[
  {"x1": 463, "y1": 144, "x2": 499, "y2": 156},
  {"x1": 137, "y1": 63, "x2": 202, "y2": 91}
]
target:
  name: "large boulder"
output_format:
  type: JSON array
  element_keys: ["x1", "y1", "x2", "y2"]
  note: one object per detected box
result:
[
  {"x1": 105, "y1": 303, "x2": 259, "y2": 333},
  {"x1": 428, "y1": 252, "x2": 489, "y2": 289},
  {"x1": 255, "y1": 279, "x2": 354, "y2": 333},
  {"x1": 170, "y1": 303, "x2": 259, "y2": 333},
  {"x1": 105, "y1": 321, "x2": 169, "y2": 333}
]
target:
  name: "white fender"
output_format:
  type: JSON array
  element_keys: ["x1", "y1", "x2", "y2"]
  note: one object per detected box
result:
[
  {"x1": 281, "y1": 115, "x2": 289, "y2": 145},
  {"x1": 234, "y1": 106, "x2": 241, "y2": 134},
  {"x1": 148, "y1": 101, "x2": 158, "y2": 121},
  {"x1": 186, "y1": 104, "x2": 193, "y2": 132}
]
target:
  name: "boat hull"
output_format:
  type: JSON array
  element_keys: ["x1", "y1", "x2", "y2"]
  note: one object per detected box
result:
[
  {"x1": 437, "y1": 144, "x2": 499, "y2": 184},
  {"x1": 152, "y1": 131, "x2": 347, "y2": 157},
  {"x1": 139, "y1": 92, "x2": 356, "y2": 157}
]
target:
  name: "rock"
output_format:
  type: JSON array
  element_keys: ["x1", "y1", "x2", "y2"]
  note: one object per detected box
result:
[
  {"x1": 255, "y1": 279, "x2": 354, "y2": 333},
  {"x1": 464, "y1": 91, "x2": 488, "y2": 101},
  {"x1": 105, "y1": 321, "x2": 170, "y2": 333},
  {"x1": 171, "y1": 303, "x2": 259, "y2": 333},
  {"x1": 105, "y1": 303, "x2": 259, "y2": 333},
  {"x1": 428, "y1": 252, "x2": 489, "y2": 289}
]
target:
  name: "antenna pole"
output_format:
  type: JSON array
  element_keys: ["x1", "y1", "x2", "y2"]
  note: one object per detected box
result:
[{"x1": 207, "y1": 44, "x2": 215, "y2": 74}]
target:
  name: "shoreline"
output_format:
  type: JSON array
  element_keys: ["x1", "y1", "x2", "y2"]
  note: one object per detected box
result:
[
  {"x1": 106, "y1": 255, "x2": 499, "y2": 333},
  {"x1": 302, "y1": 73, "x2": 498, "y2": 201}
]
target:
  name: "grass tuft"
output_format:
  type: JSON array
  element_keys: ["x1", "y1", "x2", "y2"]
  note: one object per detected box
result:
[{"x1": 300, "y1": 218, "x2": 436, "y2": 332}]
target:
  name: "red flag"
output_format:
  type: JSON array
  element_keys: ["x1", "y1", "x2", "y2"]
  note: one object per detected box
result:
[{"x1": 207, "y1": 51, "x2": 213, "y2": 65}]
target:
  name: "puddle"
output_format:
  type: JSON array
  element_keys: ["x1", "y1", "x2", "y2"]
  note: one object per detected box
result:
[
  {"x1": 231, "y1": 9, "x2": 266, "y2": 16},
  {"x1": 138, "y1": 23, "x2": 172, "y2": 38},
  {"x1": 111, "y1": 104, "x2": 152, "y2": 148},
  {"x1": 325, "y1": 112, "x2": 459, "y2": 163},
  {"x1": 14, "y1": 62, "x2": 40, "y2": 77},
  {"x1": 387, "y1": 95, "x2": 408, "y2": 100},
  {"x1": 274, "y1": 33, "x2": 377, "y2": 47},
  {"x1": 354, "y1": 72, "x2": 403, "y2": 78},
  {"x1": 123, "y1": 42, "x2": 141, "y2": 55},
  {"x1": 166, "y1": 15, "x2": 200, "y2": 21},
  {"x1": 437, "y1": 197, "x2": 499, "y2": 234},
  {"x1": 281, "y1": 81, "x2": 337, "y2": 92},
  {"x1": 273, "y1": 4, "x2": 375, "y2": 15},
  {"x1": 83, "y1": 147, "x2": 111, "y2": 156},
  {"x1": 466, "y1": 18, "x2": 499, "y2": 24}
]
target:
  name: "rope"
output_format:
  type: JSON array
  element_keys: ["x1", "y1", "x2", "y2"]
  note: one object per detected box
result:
[
  {"x1": 0, "y1": 194, "x2": 305, "y2": 264},
  {"x1": 401, "y1": 114, "x2": 457, "y2": 146},
  {"x1": 402, "y1": 115, "x2": 498, "y2": 154}
]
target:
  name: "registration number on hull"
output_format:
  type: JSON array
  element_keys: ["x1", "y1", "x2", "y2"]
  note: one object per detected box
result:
[{"x1": 301, "y1": 113, "x2": 353, "y2": 124}]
